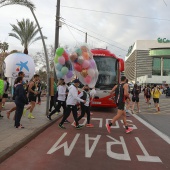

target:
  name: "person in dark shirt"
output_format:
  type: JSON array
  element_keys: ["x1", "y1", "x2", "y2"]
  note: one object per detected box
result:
[
  {"x1": 36, "y1": 80, "x2": 42, "y2": 105},
  {"x1": 131, "y1": 84, "x2": 141, "y2": 113},
  {"x1": 14, "y1": 77, "x2": 28, "y2": 128}
]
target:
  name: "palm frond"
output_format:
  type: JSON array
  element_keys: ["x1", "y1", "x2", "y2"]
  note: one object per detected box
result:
[
  {"x1": 9, "y1": 33, "x2": 21, "y2": 41},
  {"x1": 0, "y1": 0, "x2": 35, "y2": 10}
]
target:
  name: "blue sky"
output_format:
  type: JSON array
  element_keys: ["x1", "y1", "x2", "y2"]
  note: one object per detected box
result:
[{"x1": 0, "y1": 0, "x2": 170, "y2": 59}]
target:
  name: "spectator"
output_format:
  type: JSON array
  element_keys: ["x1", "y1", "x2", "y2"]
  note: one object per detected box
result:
[{"x1": 2, "y1": 77, "x2": 10, "y2": 107}]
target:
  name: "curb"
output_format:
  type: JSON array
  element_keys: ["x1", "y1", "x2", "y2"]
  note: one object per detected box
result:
[{"x1": 0, "y1": 114, "x2": 63, "y2": 164}]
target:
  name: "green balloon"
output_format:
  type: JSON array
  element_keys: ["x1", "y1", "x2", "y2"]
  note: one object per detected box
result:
[
  {"x1": 56, "y1": 47, "x2": 64, "y2": 56},
  {"x1": 54, "y1": 55, "x2": 59, "y2": 63},
  {"x1": 61, "y1": 66, "x2": 69, "y2": 75},
  {"x1": 76, "y1": 48, "x2": 82, "y2": 56}
]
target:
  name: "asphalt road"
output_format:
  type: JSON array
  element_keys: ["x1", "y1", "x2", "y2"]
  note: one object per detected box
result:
[{"x1": 0, "y1": 106, "x2": 169, "y2": 170}]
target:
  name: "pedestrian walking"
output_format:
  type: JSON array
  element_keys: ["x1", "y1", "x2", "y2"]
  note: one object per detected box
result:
[
  {"x1": 49, "y1": 81, "x2": 58, "y2": 112},
  {"x1": 58, "y1": 79, "x2": 85, "y2": 129},
  {"x1": 145, "y1": 85, "x2": 151, "y2": 107},
  {"x1": 77, "y1": 85, "x2": 94, "y2": 127},
  {"x1": 14, "y1": 77, "x2": 28, "y2": 128},
  {"x1": 131, "y1": 84, "x2": 141, "y2": 113},
  {"x1": 47, "y1": 79, "x2": 69, "y2": 122},
  {"x1": 2, "y1": 77, "x2": 9, "y2": 107},
  {"x1": 36, "y1": 80, "x2": 42, "y2": 105},
  {"x1": 6, "y1": 71, "x2": 25, "y2": 119},
  {"x1": 151, "y1": 84, "x2": 161, "y2": 112},
  {"x1": 106, "y1": 76, "x2": 133, "y2": 134},
  {"x1": 0, "y1": 74, "x2": 4, "y2": 118}
]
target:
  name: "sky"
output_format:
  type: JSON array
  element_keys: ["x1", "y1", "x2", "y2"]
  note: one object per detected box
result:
[{"x1": 0, "y1": 0, "x2": 170, "y2": 60}]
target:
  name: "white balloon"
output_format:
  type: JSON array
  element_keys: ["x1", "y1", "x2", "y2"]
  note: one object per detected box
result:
[
  {"x1": 4, "y1": 53, "x2": 35, "y2": 80},
  {"x1": 87, "y1": 68, "x2": 95, "y2": 77}
]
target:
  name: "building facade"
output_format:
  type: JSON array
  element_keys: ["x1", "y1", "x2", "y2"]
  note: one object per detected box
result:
[{"x1": 125, "y1": 39, "x2": 170, "y2": 85}]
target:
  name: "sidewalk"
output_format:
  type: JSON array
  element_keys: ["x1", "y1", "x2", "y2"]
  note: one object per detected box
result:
[{"x1": 0, "y1": 99, "x2": 62, "y2": 163}]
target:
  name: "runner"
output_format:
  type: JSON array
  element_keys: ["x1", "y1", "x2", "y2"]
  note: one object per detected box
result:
[
  {"x1": 2, "y1": 77, "x2": 9, "y2": 108},
  {"x1": 26, "y1": 74, "x2": 40, "y2": 119},
  {"x1": 77, "y1": 85, "x2": 94, "y2": 127},
  {"x1": 151, "y1": 84, "x2": 161, "y2": 112},
  {"x1": 145, "y1": 85, "x2": 151, "y2": 107},
  {"x1": 131, "y1": 84, "x2": 141, "y2": 113},
  {"x1": 106, "y1": 76, "x2": 133, "y2": 134},
  {"x1": 0, "y1": 74, "x2": 4, "y2": 118},
  {"x1": 125, "y1": 79, "x2": 131, "y2": 116},
  {"x1": 142, "y1": 86, "x2": 147, "y2": 102},
  {"x1": 36, "y1": 80, "x2": 42, "y2": 105},
  {"x1": 58, "y1": 79, "x2": 85, "y2": 129}
]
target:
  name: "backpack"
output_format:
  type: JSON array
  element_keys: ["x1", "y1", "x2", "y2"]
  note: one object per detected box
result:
[{"x1": 145, "y1": 88, "x2": 151, "y2": 96}]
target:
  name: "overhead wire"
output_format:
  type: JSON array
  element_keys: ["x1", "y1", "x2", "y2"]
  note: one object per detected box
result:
[
  {"x1": 62, "y1": 21, "x2": 127, "y2": 52},
  {"x1": 61, "y1": 5, "x2": 170, "y2": 22}
]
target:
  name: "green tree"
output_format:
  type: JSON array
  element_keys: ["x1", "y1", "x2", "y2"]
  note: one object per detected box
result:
[
  {"x1": 0, "y1": 41, "x2": 9, "y2": 53},
  {"x1": 9, "y1": 18, "x2": 47, "y2": 54}
]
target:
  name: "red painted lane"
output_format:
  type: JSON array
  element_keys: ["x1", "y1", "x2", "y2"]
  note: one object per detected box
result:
[{"x1": 0, "y1": 111, "x2": 170, "y2": 170}]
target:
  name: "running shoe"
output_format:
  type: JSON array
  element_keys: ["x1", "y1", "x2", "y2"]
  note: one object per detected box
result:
[
  {"x1": 47, "y1": 115, "x2": 52, "y2": 120},
  {"x1": 76, "y1": 125, "x2": 83, "y2": 129},
  {"x1": 86, "y1": 124, "x2": 94, "y2": 128},
  {"x1": 106, "y1": 124, "x2": 111, "y2": 133},
  {"x1": 58, "y1": 124, "x2": 66, "y2": 129},
  {"x1": 72, "y1": 122, "x2": 76, "y2": 127},
  {"x1": 126, "y1": 127, "x2": 133, "y2": 134},
  {"x1": 55, "y1": 112, "x2": 59, "y2": 115}
]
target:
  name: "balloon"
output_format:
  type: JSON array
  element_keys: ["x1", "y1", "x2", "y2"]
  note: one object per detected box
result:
[
  {"x1": 61, "y1": 66, "x2": 69, "y2": 75},
  {"x1": 54, "y1": 55, "x2": 59, "y2": 63},
  {"x1": 81, "y1": 46, "x2": 88, "y2": 53},
  {"x1": 58, "y1": 56, "x2": 65, "y2": 65},
  {"x1": 84, "y1": 75, "x2": 92, "y2": 84},
  {"x1": 65, "y1": 61, "x2": 72, "y2": 70},
  {"x1": 89, "y1": 59, "x2": 96, "y2": 69},
  {"x1": 66, "y1": 70, "x2": 73, "y2": 78},
  {"x1": 56, "y1": 47, "x2": 64, "y2": 56},
  {"x1": 74, "y1": 63, "x2": 82, "y2": 72},
  {"x1": 77, "y1": 56, "x2": 84, "y2": 65},
  {"x1": 82, "y1": 52, "x2": 89, "y2": 60},
  {"x1": 81, "y1": 69, "x2": 88, "y2": 78},
  {"x1": 76, "y1": 48, "x2": 82, "y2": 56},
  {"x1": 82, "y1": 60, "x2": 90, "y2": 69},
  {"x1": 56, "y1": 63, "x2": 63, "y2": 71},
  {"x1": 87, "y1": 68, "x2": 95, "y2": 77},
  {"x1": 63, "y1": 51, "x2": 69, "y2": 61},
  {"x1": 70, "y1": 53, "x2": 78, "y2": 62},
  {"x1": 57, "y1": 71, "x2": 63, "y2": 79}
]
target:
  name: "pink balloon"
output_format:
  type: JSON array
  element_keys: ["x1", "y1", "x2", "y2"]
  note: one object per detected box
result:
[
  {"x1": 74, "y1": 63, "x2": 82, "y2": 72},
  {"x1": 82, "y1": 60, "x2": 90, "y2": 69},
  {"x1": 89, "y1": 59, "x2": 96, "y2": 69},
  {"x1": 58, "y1": 56, "x2": 65, "y2": 65},
  {"x1": 84, "y1": 75, "x2": 92, "y2": 84}
]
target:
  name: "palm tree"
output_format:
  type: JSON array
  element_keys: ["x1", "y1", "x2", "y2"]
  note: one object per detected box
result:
[{"x1": 9, "y1": 18, "x2": 47, "y2": 54}]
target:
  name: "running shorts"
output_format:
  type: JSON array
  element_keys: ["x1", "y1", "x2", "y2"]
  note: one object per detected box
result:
[
  {"x1": 132, "y1": 97, "x2": 139, "y2": 102},
  {"x1": 117, "y1": 102, "x2": 125, "y2": 110},
  {"x1": 153, "y1": 98, "x2": 159, "y2": 103}
]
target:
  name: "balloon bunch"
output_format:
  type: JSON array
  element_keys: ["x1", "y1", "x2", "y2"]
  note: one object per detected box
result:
[
  {"x1": 70, "y1": 45, "x2": 99, "y2": 88},
  {"x1": 54, "y1": 47, "x2": 74, "y2": 83}
]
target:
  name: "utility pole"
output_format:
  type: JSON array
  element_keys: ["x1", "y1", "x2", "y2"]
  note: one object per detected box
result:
[
  {"x1": 85, "y1": 32, "x2": 87, "y2": 43},
  {"x1": 55, "y1": 0, "x2": 61, "y2": 50}
]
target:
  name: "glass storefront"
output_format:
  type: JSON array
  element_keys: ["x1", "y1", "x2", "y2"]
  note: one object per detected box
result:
[
  {"x1": 152, "y1": 57, "x2": 161, "y2": 75},
  {"x1": 163, "y1": 58, "x2": 170, "y2": 76}
]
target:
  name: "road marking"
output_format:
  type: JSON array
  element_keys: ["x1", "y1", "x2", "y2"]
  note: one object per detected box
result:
[
  {"x1": 106, "y1": 136, "x2": 131, "y2": 161},
  {"x1": 47, "y1": 132, "x2": 80, "y2": 156},
  {"x1": 132, "y1": 114, "x2": 170, "y2": 145},
  {"x1": 135, "y1": 137, "x2": 162, "y2": 162},
  {"x1": 85, "y1": 134, "x2": 101, "y2": 158}
]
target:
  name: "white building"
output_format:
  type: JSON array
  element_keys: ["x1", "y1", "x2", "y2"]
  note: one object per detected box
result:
[{"x1": 125, "y1": 38, "x2": 170, "y2": 85}]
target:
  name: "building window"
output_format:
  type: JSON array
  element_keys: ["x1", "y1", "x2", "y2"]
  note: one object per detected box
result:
[
  {"x1": 152, "y1": 58, "x2": 161, "y2": 75},
  {"x1": 163, "y1": 58, "x2": 170, "y2": 76}
]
